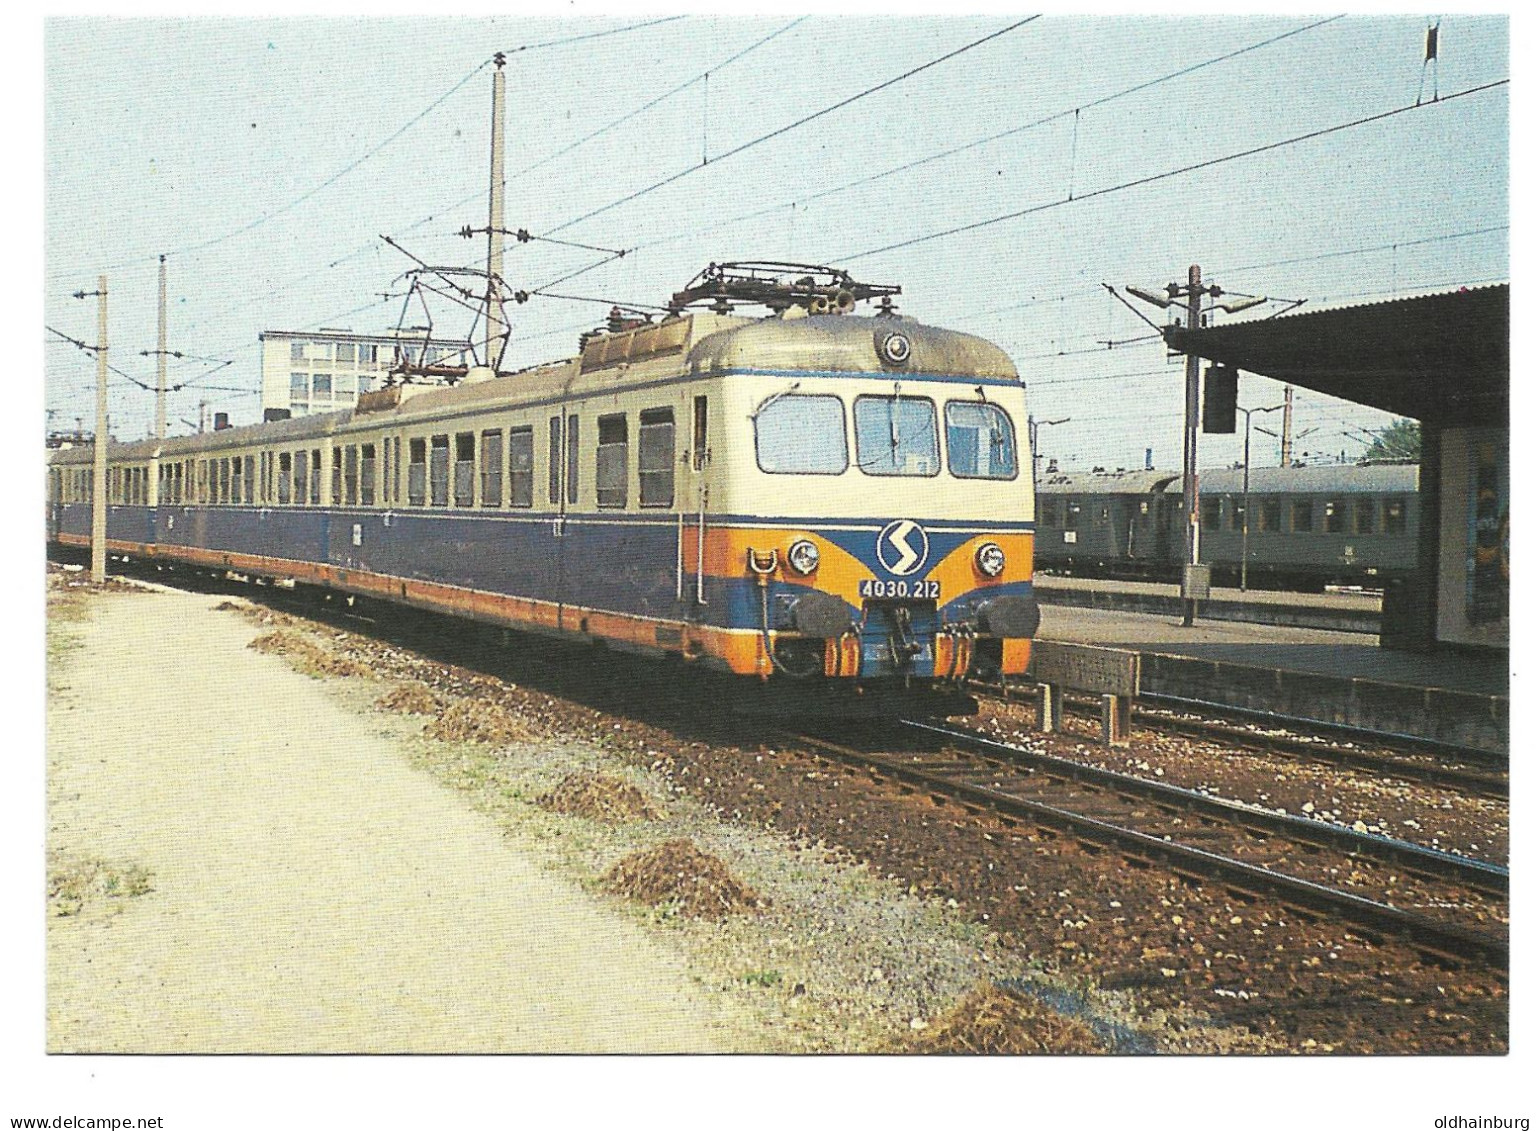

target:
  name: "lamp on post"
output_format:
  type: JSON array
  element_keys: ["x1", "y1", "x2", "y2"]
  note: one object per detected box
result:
[{"x1": 1236, "y1": 402, "x2": 1283, "y2": 591}]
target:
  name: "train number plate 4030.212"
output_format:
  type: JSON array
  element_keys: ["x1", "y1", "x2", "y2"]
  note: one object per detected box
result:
[{"x1": 859, "y1": 578, "x2": 941, "y2": 600}]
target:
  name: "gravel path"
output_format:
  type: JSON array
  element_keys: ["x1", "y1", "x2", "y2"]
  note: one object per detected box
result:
[{"x1": 47, "y1": 586, "x2": 764, "y2": 1053}]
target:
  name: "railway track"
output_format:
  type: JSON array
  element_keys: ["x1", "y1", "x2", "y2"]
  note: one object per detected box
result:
[
  {"x1": 977, "y1": 679, "x2": 1508, "y2": 800},
  {"x1": 786, "y1": 720, "x2": 1509, "y2": 970}
]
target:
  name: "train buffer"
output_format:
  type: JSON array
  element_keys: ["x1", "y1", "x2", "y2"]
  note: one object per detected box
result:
[{"x1": 1024, "y1": 642, "x2": 1141, "y2": 748}]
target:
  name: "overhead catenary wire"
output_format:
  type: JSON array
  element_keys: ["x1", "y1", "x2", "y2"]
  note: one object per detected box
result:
[
  {"x1": 543, "y1": 16, "x2": 1042, "y2": 237},
  {"x1": 842, "y1": 79, "x2": 1509, "y2": 261}
]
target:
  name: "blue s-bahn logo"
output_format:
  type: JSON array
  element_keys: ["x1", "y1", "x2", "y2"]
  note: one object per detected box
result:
[{"x1": 876, "y1": 519, "x2": 930, "y2": 577}]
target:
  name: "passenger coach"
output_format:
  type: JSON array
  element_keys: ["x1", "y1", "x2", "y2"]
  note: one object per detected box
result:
[{"x1": 47, "y1": 296, "x2": 1040, "y2": 711}]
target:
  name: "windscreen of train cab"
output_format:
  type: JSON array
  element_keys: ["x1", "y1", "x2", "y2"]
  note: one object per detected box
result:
[
  {"x1": 945, "y1": 402, "x2": 1017, "y2": 479},
  {"x1": 853, "y1": 395, "x2": 939, "y2": 476},
  {"x1": 754, "y1": 393, "x2": 847, "y2": 474}
]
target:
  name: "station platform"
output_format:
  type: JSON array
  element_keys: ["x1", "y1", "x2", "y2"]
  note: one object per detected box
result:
[
  {"x1": 1035, "y1": 575, "x2": 1381, "y2": 635},
  {"x1": 1035, "y1": 603, "x2": 1509, "y2": 755}
]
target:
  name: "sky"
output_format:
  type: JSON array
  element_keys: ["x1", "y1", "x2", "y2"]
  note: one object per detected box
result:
[{"x1": 42, "y1": 12, "x2": 1508, "y2": 474}]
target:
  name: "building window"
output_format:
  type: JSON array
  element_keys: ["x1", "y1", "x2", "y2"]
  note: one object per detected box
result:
[
  {"x1": 290, "y1": 373, "x2": 309, "y2": 401},
  {"x1": 480, "y1": 430, "x2": 503, "y2": 507},
  {"x1": 360, "y1": 444, "x2": 376, "y2": 506},
  {"x1": 639, "y1": 408, "x2": 675, "y2": 507},
  {"x1": 454, "y1": 432, "x2": 475, "y2": 507},
  {"x1": 359, "y1": 345, "x2": 377, "y2": 365},
  {"x1": 1290, "y1": 500, "x2": 1314, "y2": 533},
  {"x1": 408, "y1": 438, "x2": 427, "y2": 506},
  {"x1": 430, "y1": 435, "x2": 450, "y2": 506},
  {"x1": 335, "y1": 343, "x2": 355, "y2": 364},
  {"x1": 291, "y1": 341, "x2": 306, "y2": 362},
  {"x1": 313, "y1": 374, "x2": 333, "y2": 399},
  {"x1": 510, "y1": 427, "x2": 534, "y2": 508},
  {"x1": 291, "y1": 402, "x2": 309, "y2": 416},
  {"x1": 1258, "y1": 499, "x2": 1281, "y2": 532},
  {"x1": 1383, "y1": 498, "x2": 1407, "y2": 534},
  {"x1": 596, "y1": 414, "x2": 628, "y2": 508}
]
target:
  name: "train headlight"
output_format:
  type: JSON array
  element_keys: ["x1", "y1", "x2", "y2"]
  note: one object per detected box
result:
[
  {"x1": 975, "y1": 541, "x2": 1007, "y2": 577},
  {"x1": 787, "y1": 539, "x2": 821, "y2": 575}
]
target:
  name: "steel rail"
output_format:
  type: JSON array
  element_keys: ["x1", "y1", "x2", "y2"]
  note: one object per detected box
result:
[{"x1": 784, "y1": 723, "x2": 1508, "y2": 969}]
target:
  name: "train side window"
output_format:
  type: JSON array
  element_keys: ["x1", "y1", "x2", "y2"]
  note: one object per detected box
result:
[
  {"x1": 330, "y1": 448, "x2": 343, "y2": 506},
  {"x1": 454, "y1": 432, "x2": 475, "y2": 507},
  {"x1": 1230, "y1": 496, "x2": 1245, "y2": 532},
  {"x1": 173, "y1": 463, "x2": 183, "y2": 505},
  {"x1": 1383, "y1": 498, "x2": 1407, "y2": 534},
  {"x1": 1065, "y1": 501, "x2": 1080, "y2": 529},
  {"x1": 310, "y1": 449, "x2": 322, "y2": 505},
  {"x1": 639, "y1": 408, "x2": 675, "y2": 507},
  {"x1": 1038, "y1": 499, "x2": 1060, "y2": 527},
  {"x1": 692, "y1": 395, "x2": 708, "y2": 471},
  {"x1": 944, "y1": 402, "x2": 1018, "y2": 480},
  {"x1": 509, "y1": 427, "x2": 534, "y2": 508},
  {"x1": 1258, "y1": 499, "x2": 1281, "y2": 532},
  {"x1": 1354, "y1": 498, "x2": 1376, "y2": 534},
  {"x1": 408, "y1": 438, "x2": 427, "y2": 506},
  {"x1": 1324, "y1": 499, "x2": 1344, "y2": 533},
  {"x1": 228, "y1": 458, "x2": 241, "y2": 505},
  {"x1": 360, "y1": 443, "x2": 376, "y2": 506},
  {"x1": 278, "y1": 453, "x2": 293, "y2": 504},
  {"x1": 854, "y1": 395, "x2": 939, "y2": 476},
  {"x1": 480, "y1": 430, "x2": 503, "y2": 507},
  {"x1": 219, "y1": 458, "x2": 231, "y2": 505},
  {"x1": 754, "y1": 393, "x2": 847, "y2": 475},
  {"x1": 566, "y1": 414, "x2": 580, "y2": 506},
  {"x1": 344, "y1": 445, "x2": 359, "y2": 505},
  {"x1": 1290, "y1": 499, "x2": 1313, "y2": 533},
  {"x1": 596, "y1": 414, "x2": 628, "y2": 508},
  {"x1": 1200, "y1": 497, "x2": 1221, "y2": 530},
  {"x1": 430, "y1": 435, "x2": 451, "y2": 506},
  {"x1": 548, "y1": 416, "x2": 563, "y2": 505},
  {"x1": 245, "y1": 456, "x2": 255, "y2": 504},
  {"x1": 293, "y1": 450, "x2": 307, "y2": 505}
]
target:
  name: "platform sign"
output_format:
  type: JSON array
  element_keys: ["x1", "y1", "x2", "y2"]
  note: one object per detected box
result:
[{"x1": 1029, "y1": 642, "x2": 1140, "y2": 697}]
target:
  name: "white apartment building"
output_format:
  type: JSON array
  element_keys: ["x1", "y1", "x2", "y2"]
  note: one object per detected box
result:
[{"x1": 259, "y1": 328, "x2": 472, "y2": 419}]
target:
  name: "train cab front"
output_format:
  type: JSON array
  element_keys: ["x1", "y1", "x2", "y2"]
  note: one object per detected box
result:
[{"x1": 741, "y1": 518, "x2": 1038, "y2": 711}]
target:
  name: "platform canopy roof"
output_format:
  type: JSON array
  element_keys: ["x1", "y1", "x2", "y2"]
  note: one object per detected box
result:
[{"x1": 1164, "y1": 283, "x2": 1507, "y2": 427}]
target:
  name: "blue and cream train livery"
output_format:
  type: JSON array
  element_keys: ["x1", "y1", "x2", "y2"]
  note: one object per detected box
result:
[{"x1": 46, "y1": 299, "x2": 1040, "y2": 710}]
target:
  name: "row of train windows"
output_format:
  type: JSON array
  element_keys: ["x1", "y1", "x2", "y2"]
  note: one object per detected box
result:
[
  {"x1": 1038, "y1": 496, "x2": 1407, "y2": 535},
  {"x1": 72, "y1": 402, "x2": 700, "y2": 512},
  {"x1": 754, "y1": 394, "x2": 1017, "y2": 479}
]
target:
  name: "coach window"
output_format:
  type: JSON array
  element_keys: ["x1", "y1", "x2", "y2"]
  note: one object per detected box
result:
[
  {"x1": 1259, "y1": 499, "x2": 1281, "y2": 532},
  {"x1": 360, "y1": 443, "x2": 377, "y2": 506},
  {"x1": 509, "y1": 427, "x2": 534, "y2": 508},
  {"x1": 1290, "y1": 499, "x2": 1313, "y2": 533},
  {"x1": 330, "y1": 448, "x2": 342, "y2": 505},
  {"x1": 1383, "y1": 498, "x2": 1407, "y2": 534},
  {"x1": 1201, "y1": 496, "x2": 1221, "y2": 531},
  {"x1": 228, "y1": 459, "x2": 240, "y2": 505},
  {"x1": 1065, "y1": 501, "x2": 1081, "y2": 530},
  {"x1": 1354, "y1": 498, "x2": 1376, "y2": 535},
  {"x1": 173, "y1": 463, "x2": 183, "y2": 505},
  {"x1": 344, "y1": 445, "x2": 359, "y2": 505},
  {"x1": 566, "y1": 415, "x2": 580, "y2": 506},
  {"x1": 245, "y1": 456, "x2": 256, "y2": 504},
  {"x1": 220, "y1": 458, "x2": 232, "y2": 504},
  {"x1": 278, "y1": 453, "x2": 293, "y2": 504},
  {"x1": 430, "y1": 435, "x2": 451, "y2": 506},
  {"x1": 639, "y1": 408, "x2": 675, "y2": 507},
  {"x1": 293, "y1": 451, "x2": 307, "y2": 505},
  {"x1": 596, "y1": 414, "x2": 628, "y2": 508},
  {"x1": 310, "y1": 450, "x2": 322, "y2": 505},
  {"x1": 1039, "y1": 498, "x2": 1060, "y2": 527},
  {"x1": 944, "y1": 402, "x2": 1018, "y2": 480},
  {"x1": 480, "y1": 430, "x2": 503, "y2": 507},
  {"x1": 754, "y1": 393, "x2": 847, "y2": 474},
  {"x1": 454, "y1": 432, "x2": 475, "y2": 507},
  {"x1": 548, "y1": 416, "x2": 563, "y2": 504},
  {"x1": 855, "y1": 395, "x2": 939, "y2": 477},
  {"x1": 408, "y1": 438, "x2": 427, "y2": 506},
  {"x1": 1230, "y1": 496, "x2": 1246, "y2": 532},
  {"x1": 1324, "y1": 499, "x2": 1345, "y2": 533}
]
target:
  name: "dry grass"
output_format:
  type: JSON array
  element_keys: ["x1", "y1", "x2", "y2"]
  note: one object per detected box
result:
[
  {"x1": 375, "y1": 682, "x2": 443, "y2": 716},
  {"x1": 427, "y1": 698, "x2": 532, "y2": 745},
  {"x1": 538, "y1": 771, "x2": 663, "y2": 823},
  {"x1": 896, "y1": 982, "x2": 1109, "y2": 1055},
  {"x1": 602, "y1": 839, "x2": 765, "y2": 921},
  {"x1": 249, "y1": 630, "x2": 372, "y2": 678},
  {"x1": 48, "y1": 853, "x2": 154, "y2": 918}
]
